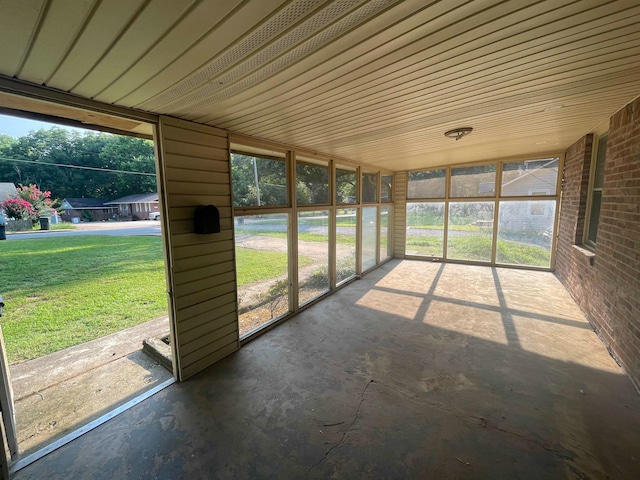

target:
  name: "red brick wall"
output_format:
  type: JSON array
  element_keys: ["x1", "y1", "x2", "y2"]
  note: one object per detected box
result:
[{"x1": 556, "y1": 96, "x2": 640, "y2": 390}]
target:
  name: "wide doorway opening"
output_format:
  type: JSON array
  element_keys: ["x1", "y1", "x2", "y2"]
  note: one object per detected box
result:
[{"x1": 0, "y1": 104, "x2": 174, "y2": 467}]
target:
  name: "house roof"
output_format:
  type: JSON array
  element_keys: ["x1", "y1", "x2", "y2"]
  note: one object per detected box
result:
[
  {"x1": 501, "y1": 158, "x2": 560, "y2": 189},
  {"x1": 0, "y1": 182, "x2": 17, "y2": 202},
  {"x1": 106, "y1": 193, "x2": 159, "y2": 205},
  {"x1": 0, "y1": 1, "x2": 639, "y2": 171},
  {"x1": 61, "y1": 198, "x2": 113, "y2": 209}
]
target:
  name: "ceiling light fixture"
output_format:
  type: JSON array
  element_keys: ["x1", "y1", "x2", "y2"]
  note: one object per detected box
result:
[{"x1": 444, "y1": 127, "x2": 473, "y2": 141}]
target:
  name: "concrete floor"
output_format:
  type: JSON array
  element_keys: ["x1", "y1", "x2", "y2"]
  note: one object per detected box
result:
[{"x1": 13, "y1": 260, "x2": 640, "y2": 479}]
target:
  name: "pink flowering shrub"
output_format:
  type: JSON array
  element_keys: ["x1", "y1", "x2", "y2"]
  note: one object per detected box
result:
[
  {"x1": 0, "y1": 198, "x2": 35, "y2": 220},
  {"x1": 0, "y1": 185, "x2": 57, "y2": 221},
  {"x1": 14, "y1": 184, "x2": 55, "y2": 218}
]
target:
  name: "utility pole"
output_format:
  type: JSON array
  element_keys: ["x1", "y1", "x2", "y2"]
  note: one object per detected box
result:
[{"x1": 253, "y1": 157, "x2": 261, "y2": 206}]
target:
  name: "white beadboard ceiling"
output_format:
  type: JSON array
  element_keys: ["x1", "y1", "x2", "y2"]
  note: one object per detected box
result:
[{"x1": 1, "y1": 0, "x2": 639, "y2": 170}]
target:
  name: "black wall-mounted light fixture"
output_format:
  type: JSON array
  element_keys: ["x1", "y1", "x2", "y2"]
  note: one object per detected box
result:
[{"x1": 194, "y1": 205, "x2": 221, "y2": 234}]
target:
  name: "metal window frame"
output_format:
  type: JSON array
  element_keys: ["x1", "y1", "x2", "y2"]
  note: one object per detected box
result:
[
  {"x1": 231, "y1": 137, "x2": 394, "y2": 343},
  {"x1": 403, "y1": 155, "x2": 563, "y2": 271}
]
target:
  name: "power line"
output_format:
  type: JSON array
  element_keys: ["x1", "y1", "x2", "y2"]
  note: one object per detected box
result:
[{"x1": 0, "y1": 156, "x2": 156, "y2": 176}]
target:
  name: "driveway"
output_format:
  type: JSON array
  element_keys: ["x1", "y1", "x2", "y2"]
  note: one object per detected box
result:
[{"x1": 5, "y1": 220, "x2": 162, "y2": 239}]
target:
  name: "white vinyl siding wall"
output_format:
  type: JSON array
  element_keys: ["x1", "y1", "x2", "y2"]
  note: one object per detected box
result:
[
  {"x1": 393, "y1": 171, "x2": 407, "y2": 258},
  {"x1": 157, "y1": 116, "x2": 238, "y2": 381}
]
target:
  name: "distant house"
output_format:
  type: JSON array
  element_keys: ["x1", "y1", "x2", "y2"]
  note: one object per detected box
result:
[
  {"x1": 0, "y1": 182, "x2": 17, "y2": 219},
  {"x1": 60, "y1": 198, "x2": 117, "y2": 223},
  {"x1": 105, "y1": 193, "x2": 159, "y2": 221},
  {"x1": 0, "y1": 182, "x2": 17, "y2": 203},
  {"x1": 406, "y1": 159, "x2": 558, "y2": 233},
  {"x1": 499, "y1": 158, "x2": 559, "y2": 232},
  {"x1": 501, "y1": 158, "x2": 559, "y2": 197}
]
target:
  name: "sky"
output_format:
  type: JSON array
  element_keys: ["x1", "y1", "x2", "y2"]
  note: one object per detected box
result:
[{"x1": 0, "y1": 114, "x2": 85, "y2": 138}]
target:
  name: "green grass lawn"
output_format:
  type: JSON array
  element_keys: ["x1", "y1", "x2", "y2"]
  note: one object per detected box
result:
[
  {"x1": 236, "y1": 248, "x2": 289, "y2": 284},
  {"x1": 0, "y1": 236, "x2": 168, "y2": 364},
  {"x1": 235, "y1": 247, "x2": 311, "y2": 284},
  {"x1": 241, "y1": 214, "x2": 357, "y2": 228},
  {"x1": 0, "y1": 236, "x2": 306, "y2": 364},
  {"x1": 408, "y1": 224, "x2": 481, "y2": 231},
  {"x1": 298, "y1": 216, "x2": 356, "y2": 227},
  {"x1": 31, "y1": 223, "x2": 77, "y2": 231},
  {"x1": 406, "y1": 234, "x2": 550, "y2": 267},
  {"x1": 238, "y1": 229, "x2": 356, "y2": 246},
  {"x1": 495, "y1": 238, "x2": 551, "y2": 266}
]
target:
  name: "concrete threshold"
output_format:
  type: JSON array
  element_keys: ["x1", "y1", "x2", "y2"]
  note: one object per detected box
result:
[{"x1": 9, "y1": 317, "x2": 173, "y2": 456}]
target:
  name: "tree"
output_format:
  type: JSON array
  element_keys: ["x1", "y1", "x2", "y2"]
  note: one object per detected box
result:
[
  {"x1": 0, "y1": 127, "x2": 157, "y2": 201},
  {"x1": 98, "y1": 135, "x2": 156, "y2": 198},
  {"x1": 231, "y1": 153, "x2": 287, "y2": 207},
  {"x1": 0, "y1": 133, "x2": 16, "y2": 150},
  {"x1": 0, "y1": 128, "x2": 99, "y2": 197},
  {"x1": 336, "y1": 169, "x2": 356, "y2": 203},
  {"x1": 296, "y1": 163, "x2": 328, "y2": 204}
]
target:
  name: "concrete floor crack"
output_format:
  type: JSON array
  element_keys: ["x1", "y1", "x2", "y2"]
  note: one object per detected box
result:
[
  {"x1": 371, "y1": 381, "x2": 596, "y2": 476},
  {"x1": 493, "y1": 425, "x2": 576, "y2": 461},
  {"x1": 371, "y1": 379, "x2": 587, "y2": 464},
  {"x1": 305, "y1": 379, "x2": 374, "y2": 478},
  {"x1": 488, "y1": 425, "x2": 598, "y2": 478}
]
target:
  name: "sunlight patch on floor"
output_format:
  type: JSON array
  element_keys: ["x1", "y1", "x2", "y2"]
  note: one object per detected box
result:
[
  {"x1": 355, "y1": 289, "x2": 423, "y2": 320},
  {"x1": 421, "y1": 299, "x2": 509, "y2": 345}
]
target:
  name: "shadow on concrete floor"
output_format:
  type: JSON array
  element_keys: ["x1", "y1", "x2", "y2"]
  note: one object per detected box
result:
[{"x1": 9, "y1": 316, "x2": 172, "y2": 456}]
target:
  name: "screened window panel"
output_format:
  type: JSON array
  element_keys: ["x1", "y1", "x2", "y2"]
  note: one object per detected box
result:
[
  {"x1": 235, "y1": 214, "x2": 290, "y2": 336},
  {"x1": 447, "y1": 202, "x2": 494, "y2": 262},
  {"x1": 408, "y1": 169, "x2": 445, "y2": 199},
  {"x1": 362, "y1": 206, "x2": 377, "y2": 270},
  {"x1": 362, "y1": 172, "x2": 378, "y2": 203},
  {"x1": 501, "y1": 159, "x2": 558, "y2": 196},
  {"x1": 298, "y1": 211, "x2": 330, "y2": 306},
  {"x1": 496, "y1": 200, "x2": 555, "y2": 268},
  {"x1": 406, "y1": 202, "x2": 444, "y2": 257},
  {"x1": 450, "y1": 165, "x2": 496, "y2": 198},
  {"x1": 297, "y1": 162, "x2": 329, "y2": 205},
  {"x1": 381, "y1": 175, "x2": 393, "y2": 202},
  {"x1": 380, "y1": 206, "x2": 391, "y2": 261},
  {"x1": 231, "y1": 153, "x2": 287, "y2": 207},
  {"x1": 336, "y1": 167, "x2": 357, "y2": 204},
  {"x1": 336, "y1": 208, "x2": 357, "y2": 284}
]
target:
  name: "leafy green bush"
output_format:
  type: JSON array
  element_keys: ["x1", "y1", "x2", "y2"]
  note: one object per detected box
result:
[{"x1": 303, "y1": 256, "x2": 356, "y2": 289}]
